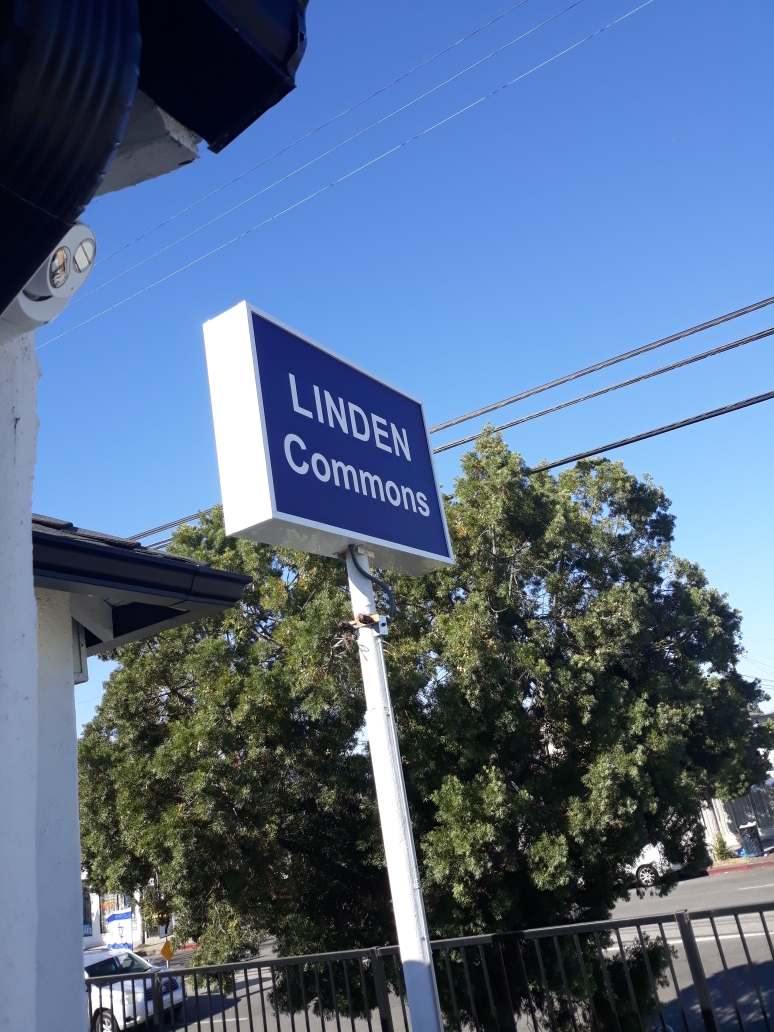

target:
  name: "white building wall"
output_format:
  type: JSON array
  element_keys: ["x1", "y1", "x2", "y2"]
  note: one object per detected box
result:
[
  {"x1": 36, "y1": 588, "x2": 87, "y2": 1032},
  {"x1": 0, "y1": 332, "x2": 40, "y2": 1032},
  {"x1": 701, "y1": 798, "x2": 742, "y2": 853}
]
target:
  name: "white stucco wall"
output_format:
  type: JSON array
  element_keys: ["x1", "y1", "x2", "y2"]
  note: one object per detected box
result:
[
  {"x1": 0, "y1": 332, "x2": 40, "y2": 1032},
  {"x1": 36, "y1": 588, "x2": 87, "y2": 1032}
]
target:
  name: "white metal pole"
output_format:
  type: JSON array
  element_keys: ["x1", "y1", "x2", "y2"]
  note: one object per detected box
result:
[
  {"x1": 0, "y1": 330, "x2": 40, "y2": 1032},
  {"x1": 345, "y1": 548, "x2": 444, "y2": 1032}
]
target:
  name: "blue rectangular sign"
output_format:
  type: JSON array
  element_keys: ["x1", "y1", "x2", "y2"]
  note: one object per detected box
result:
[{"x1": 204, "y1": 303, "x2": 453, "y2": 574}]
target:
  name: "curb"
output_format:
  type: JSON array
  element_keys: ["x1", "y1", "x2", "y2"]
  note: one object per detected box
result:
[{"x1": 707, "y1": 856, "x2": 774, "y2": 876}]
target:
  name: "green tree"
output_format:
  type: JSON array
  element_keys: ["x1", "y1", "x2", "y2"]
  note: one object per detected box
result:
[
  {"x1": 79, "y1": 433, "x2": 772, "y2": 961},
  {"x1": 79, "y1": 534, "x2": 390, "y2": 960}
]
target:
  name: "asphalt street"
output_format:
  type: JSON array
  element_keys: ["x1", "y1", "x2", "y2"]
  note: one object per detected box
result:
[{"x1": 614, "y1": 864, "x2": 774, "y2": 920}]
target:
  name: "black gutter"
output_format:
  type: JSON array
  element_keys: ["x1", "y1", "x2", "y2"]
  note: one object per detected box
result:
[{"x1": 32, "y1": 528, "x2": 250, "y2": 608}]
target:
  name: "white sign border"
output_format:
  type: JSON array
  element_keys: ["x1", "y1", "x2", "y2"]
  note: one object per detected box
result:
[{"x1": 205, "y1": 301, "x2": 454, "y2": 576}]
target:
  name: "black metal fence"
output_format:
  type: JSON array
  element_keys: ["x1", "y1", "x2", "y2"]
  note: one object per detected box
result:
[{"x1": 85, "y1": 903, "x2": 774, "y2": 1032}]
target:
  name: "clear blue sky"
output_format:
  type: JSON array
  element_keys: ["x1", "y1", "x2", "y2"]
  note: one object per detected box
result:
[{"x1": 33, "y1": 0, "x2": 774, "y2": 725}]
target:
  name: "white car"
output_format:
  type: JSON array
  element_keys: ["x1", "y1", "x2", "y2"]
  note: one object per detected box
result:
[
  {"x1": 84, "y1": 949, "x2": 183, "y2": 1031},
  {"x1": 630, "y1": 843, "x2": 682, "y2": 887}
]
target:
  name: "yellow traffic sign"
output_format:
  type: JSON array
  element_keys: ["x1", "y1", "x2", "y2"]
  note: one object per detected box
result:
[{"x1": 160, "y1": 939, "x2": 175, "y2": 962}]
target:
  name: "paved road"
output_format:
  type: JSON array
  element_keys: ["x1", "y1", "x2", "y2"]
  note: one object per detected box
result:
[
  {"x1": 603, "y1": 867, "x2": 774, "y2": 1032},
  {"x1": 614, "y1": 865, "x2": 774, "y2": 920}
]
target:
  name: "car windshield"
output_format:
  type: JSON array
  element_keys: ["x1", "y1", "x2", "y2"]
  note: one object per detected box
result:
[
  {"x1": 85, "y1": 953, "x2": 150, "y2": 978},
  {"x1": 85, "y1": 957, "x2": 120, "y2": 978},
  {"x1": 116, "y1": 953, "x2": 151, "y2": 973}
]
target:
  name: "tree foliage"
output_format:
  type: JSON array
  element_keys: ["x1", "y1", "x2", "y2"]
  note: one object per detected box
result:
[{"x1": 79, "y1": 434, "x2": 772, "y2": 960}]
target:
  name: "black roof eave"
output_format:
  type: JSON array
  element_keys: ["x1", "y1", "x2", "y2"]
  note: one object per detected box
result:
[
  {"x1": 32, "y1": 528, "x2": 251, "y2": 654},
  {"x1": 33, "y1": 530, "x2": 249, "y2": 606},
  {"x1": 83, "y1": 602, "x2": 226, "y2": 657}
]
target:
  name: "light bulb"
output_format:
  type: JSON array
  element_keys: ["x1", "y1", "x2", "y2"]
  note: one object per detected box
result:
[
  {"x1": 73, "y1": 238, "x2": 96, "y2": 274},
  {"x1": 49, "y1": 247, "x2": 70, "y2": 289}
]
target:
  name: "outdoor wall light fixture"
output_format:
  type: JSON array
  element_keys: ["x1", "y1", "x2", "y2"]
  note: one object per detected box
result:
[
  {"x1": 0, "y1": 224, "x2": 97, "y2": 344},
  {"x1": 39, "y1": 237, "x2": 95, "y2": 295}
]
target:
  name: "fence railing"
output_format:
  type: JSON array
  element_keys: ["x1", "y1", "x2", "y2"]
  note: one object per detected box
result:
[{"x1": 85, "y1": 902, "x2": 774, "y2": 1032}]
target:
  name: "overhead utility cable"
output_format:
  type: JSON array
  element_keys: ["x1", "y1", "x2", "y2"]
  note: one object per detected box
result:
[
  {"x1": 126, "y1": 510, "x2": 215, "y2": 541},
  {"x1": 745, "y1": 658, "x2": 774, "y2": 678},
  {"x1": 142, "y1": 385, "x2": 774, "y2": 545},
  {"x1": 97, "y1": 0, "x2": 534, "y2": 265},
  {"x1": 130, "y1": 303, "x2": 774, "y2": 541},
  {"x1": 430, "y1": 295, "x2": 774, "y2": 433},
  {"x1": 527, "y1": 388, "x2": 774, "y2": 473},
  {"x1": 434, "y1": 325, "x2": 774, "y2": 453},
  {"x1": 75, "y1": 0, "x2": 587, "y2": 307},
  {"x1": 38, "y1": 0, "x2": 656, "y2": 350}
]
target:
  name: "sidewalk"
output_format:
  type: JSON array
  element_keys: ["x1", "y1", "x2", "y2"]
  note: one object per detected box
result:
[
  {"x1": 135, "y1": 935, "x2": 197, "y2": 969},
  {"x1": 707, "y1": 854, "x2": 774, "y2": 877}
]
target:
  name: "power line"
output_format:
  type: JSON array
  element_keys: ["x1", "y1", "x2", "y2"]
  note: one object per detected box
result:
[
  {"x1": 133, "y1": 332, "x2": 774, "y2": 543},
  {"x1": 127, "y1": 508, "x2": 215, "y2": 541},
  {"x1": 739, "y1": 658, "x2": 774, "y2": 684},
  {"x1": 430, "y1": 295, "x2": 774, "y2": 433},
  {"x1": 433, "y1": 324, "x2": 774, "y2": 453},
  {"x1": 40, "y1": 151, "x2": 411, "y2": 347},
  {"x1": 38, "y1": 0, "x2": 656, "y2": 350},
  {"x1": 129, "y1": 301, "x2": 774, "y2": 538},
  {"x1": 747, "y1": 662, "x2": 774, "y2": 677},
  {"x1": 526, "y1": 388, "x2": 774, "y2": 473},
  {"x1": 144, "y1": 384, "x2": 774, "y2": 543},
  {"x1": 96, "y1": 0, "x2": 535, "y2": 267},
  {"x1": 72, "y1": 0, "x2": 588, "y2": 310},
  {"x1": 744, "y1": 654, "x2": 774, "y2": 669}
]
